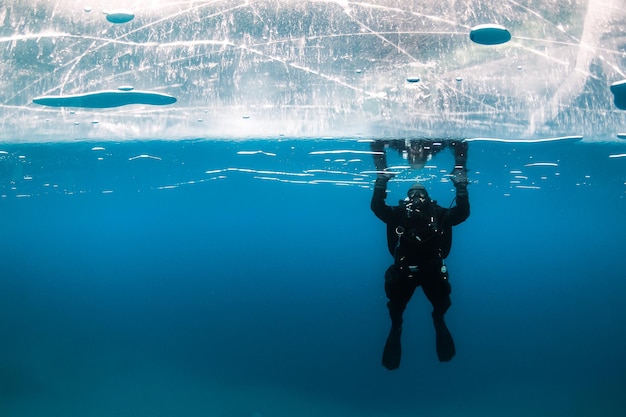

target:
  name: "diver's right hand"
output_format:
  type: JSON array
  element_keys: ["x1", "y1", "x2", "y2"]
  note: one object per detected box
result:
[{"x1": 374, "y1": 172, "x2": 394, "y2": 190}]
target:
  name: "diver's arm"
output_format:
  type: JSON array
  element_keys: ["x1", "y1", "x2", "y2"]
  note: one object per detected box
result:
[
  {"x1": 448, "y1": 170, "x2": 470, "y2": 225},
  {"x1": 371, "y1": 173, "x2": 395, "y2": 222},
  {"x1": 449, "y1": 190, "x2": 470, "y2": 225}
]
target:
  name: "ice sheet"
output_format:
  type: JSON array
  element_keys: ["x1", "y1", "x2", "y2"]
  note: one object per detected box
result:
[{"x1": 0, "y1": 0, "x2": 625, "y2": 142}]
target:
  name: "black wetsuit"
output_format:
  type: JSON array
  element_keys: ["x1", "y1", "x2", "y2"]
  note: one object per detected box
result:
[{"x1": 371, "y1": 179, "x2": 470, "y2": 326}]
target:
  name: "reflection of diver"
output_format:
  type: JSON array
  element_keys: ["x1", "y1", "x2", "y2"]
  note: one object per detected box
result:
[
  {"x1": 370, "y1": 139, "x2": 470, "y2": 369},
  {"x1": 371, "y1": 138, "x2": 467, "y2": 171}
]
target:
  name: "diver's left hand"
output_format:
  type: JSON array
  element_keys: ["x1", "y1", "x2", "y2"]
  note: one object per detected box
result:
[{"x1": 450, "y1": 167, "x2": 469, "y2": 188}]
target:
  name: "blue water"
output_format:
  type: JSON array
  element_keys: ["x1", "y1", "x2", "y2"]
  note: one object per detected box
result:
[{"x1": 1, "y1": 139, "x2": 626, "y2": 417}]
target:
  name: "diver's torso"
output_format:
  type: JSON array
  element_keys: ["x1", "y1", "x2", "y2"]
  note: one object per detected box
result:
[{"x1": 387, "y1": 203, "x2": 451, "y2": 264}]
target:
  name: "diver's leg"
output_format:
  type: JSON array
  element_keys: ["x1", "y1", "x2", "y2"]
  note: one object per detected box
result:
[
  {"x1": 422, "y1": 268, "x2": 456, "y2": 362},
  {"x1": 382, "y1": 266, "x2": 416, "y2": 370}
]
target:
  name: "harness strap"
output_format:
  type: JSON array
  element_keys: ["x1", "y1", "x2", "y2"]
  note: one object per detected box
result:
[{"x1": 393, "y1": 226, "x2": 404, "y2": 264}]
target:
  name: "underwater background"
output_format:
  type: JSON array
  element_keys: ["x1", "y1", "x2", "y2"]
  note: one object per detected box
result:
[
  {"x1": 2, "y1": 0, "x2": 626, "y2": 415},
  {"x1": 1, "y1": 138, "x2": 625, "y2": 417}
]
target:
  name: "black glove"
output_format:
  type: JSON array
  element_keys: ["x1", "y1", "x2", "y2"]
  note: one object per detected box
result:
[
  {"x1": 450, "y1": 167, "x2": 469, "y2": 194},
  {"x1": 375, "y1": 172, "x2": 394, "y2": 189}
]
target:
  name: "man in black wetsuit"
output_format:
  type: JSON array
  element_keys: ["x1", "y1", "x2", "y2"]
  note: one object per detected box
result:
[{"x1": 370, "y1": 140, "x2": 470, "y2": 369}]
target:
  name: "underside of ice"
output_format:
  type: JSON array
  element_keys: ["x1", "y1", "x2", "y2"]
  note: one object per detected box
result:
[{"x1": 0, "y1": 0, "x2": 625, "y2": 141}]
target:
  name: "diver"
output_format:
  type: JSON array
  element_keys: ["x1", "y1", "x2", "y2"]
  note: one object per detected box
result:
[{"x1": 370, "y1": 139, "x2": 470, "y2": 369}]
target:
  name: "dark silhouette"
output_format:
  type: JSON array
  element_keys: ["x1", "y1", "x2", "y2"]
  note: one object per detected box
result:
[
  {"x1": 382, "y1": 138, "x2": 448, "y2": 169},
  {"x1": 370, "y1": 140, "x2": 470, "y2": 369}
]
